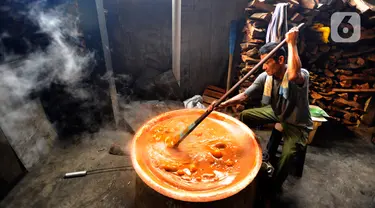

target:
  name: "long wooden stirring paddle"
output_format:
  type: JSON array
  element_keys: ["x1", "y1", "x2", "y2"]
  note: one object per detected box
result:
[{"x1": 171, "y1": 23, "x2": 305, "y2": 148}]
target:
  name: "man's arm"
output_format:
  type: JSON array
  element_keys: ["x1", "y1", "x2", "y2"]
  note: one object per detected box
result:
[
  {"x1": 211, "y1": 73, "x2": 267, "y2": 110},
  {"x1": 286, "y1": 27, "x2": 304, "y2": 85},
  {"x1": 217, "y1": 92, "x2": 248, "y2": 108}
]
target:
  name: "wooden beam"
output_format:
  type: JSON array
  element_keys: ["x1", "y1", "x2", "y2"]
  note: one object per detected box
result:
[
  {"x1": 332, "y1": 88, "x2": 375, "y2": 93},
  {"x1": 338, "y1": 75, "x2": 375, "y2": 81}
]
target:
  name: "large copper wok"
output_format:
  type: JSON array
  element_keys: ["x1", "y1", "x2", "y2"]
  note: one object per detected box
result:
[{"x1": 131, "y1": 109, "x2": 262, "y2": 202}]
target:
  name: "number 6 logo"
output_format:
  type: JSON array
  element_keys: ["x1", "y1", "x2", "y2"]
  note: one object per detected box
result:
[{"x1": 331, "y1": 12, "x2": 361, "y2": 43}]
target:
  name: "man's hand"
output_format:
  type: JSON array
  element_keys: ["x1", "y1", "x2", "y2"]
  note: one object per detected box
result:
[
  {"x1": 285, "y1": 27, "x2": 299, "y2": 46},
  {"x1": 207, "y1": 100, "x2": 227, "y2": 111}
]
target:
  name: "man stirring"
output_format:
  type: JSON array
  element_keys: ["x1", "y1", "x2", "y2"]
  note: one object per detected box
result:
[{"x1": 210, "y1": 27, "x2": 313, "y2": 196}]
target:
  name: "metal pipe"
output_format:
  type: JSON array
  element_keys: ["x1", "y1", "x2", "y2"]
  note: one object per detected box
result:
[
  {"x1": 64, "y1": 171, "x2": 87, "y2": 178},
  {"x1": 172, "y1": 0, "x2": 181, "y2": 86}
]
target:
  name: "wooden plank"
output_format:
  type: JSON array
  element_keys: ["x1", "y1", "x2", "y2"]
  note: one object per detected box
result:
[
  {"x1": 206, "y1": 85, "x2": 226, "y2": 93},
  {"x1": 203, "y1": 89, "x2": 224, "y2": 99}
]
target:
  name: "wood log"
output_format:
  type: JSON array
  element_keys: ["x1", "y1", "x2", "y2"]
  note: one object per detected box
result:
[
  {"x1": 243, "y1": 36, "x2": 265, "y2": 44},
  {"x1": 363, "y1": 68, "x2": 375, "y2": 75},
  {"x1": 329, "y1": 106, "x2": 360, "y2": 119},
  {"x1": 317, "y1": 3, "x2": 330, "y2": 11},
  {"x1": 330, "y1": 50, "x2": 343, "y2": 60},
  {"x1": 317, "y1": 0, "x2": 336, "y2": 7},
  {"x1": 339, "y1": 80, "x2": 352, "y2": 88},
  {"x1": 324, "y1": 69, "x2": 335, "y2": 77},
  {"x1": 323, "y1": 95, "x2": 333, "y2": 101},
  {"x1": 291, "y1": 13, "x2": 305, "y2": 23},
  {"x1": 349, "y1": 57, "x2": 366, "y2": 65},
  {"x1": 244, "y1": 24, "x2": 266, "y2": 40},
  {"x1": 241, "y1": 55, "x2": 260, "y2": 63},
  {"x1": 360, "y1": 28, "x2": 375, "y2": 40},
  {"x1": 326, "y1": 77, "x2": 333, "y2": 86},
  {"x1": 333, "y1": 88, "x2": 375, "y2": 93},
  {"x1": 333, "y1": 98, "x2": 362, "y2": 109},
  {"x1": 353, "y1": 94, "x2": 359, "y2": 102},
  {"x1": 246, "y1": 19, "x2": 268, "y2": 29},
  {"x1": 337, "y1": 63, "x2": 365, "y2": 69},
  {"x1": 300, "y1": 0, "x2": 317, "y2": 9},
  {"x1": 337, "y1": 57, "x2": 366, "y2": 69},
  {"x1": 243, "y1": 47, "x2": 259, "y2": 58},
  {"x1": 335, "y1": 69, "x2": 353, "y2": 75},
  {"x1": 338, "y1": 93, "x2": 349, "y2": 100},
  {"x1": 342, "y1": 119, "x2": 358, "y2": 126},
  {"x1": 249, "y1": 13, "x2": 272, "y2": 22},
  {"x1": 348, "y1": 0, "x2": 375, "y2": 14},
  {"x1": 289, "y1": 0, "x2": 300, "y2": 5},
  {"x1": 240, "y1": 43, "x2": 261, "y2": 51},
  {"x1": 342, "y1": 47, "x2": 375, "y2": 58},
  {"x1": 354, "y1": 83, "x2": 370, "y2": 89},
  {"x1": 367, "y1": 54, "x2": 375, "y2": 62},
  {"x1": 311, "y1": 90, "x2": 323, "y2": 99},
  {"x1": 248, "y1": 0, "x2": 275, "y2": 12},
  {"x1": 316, "y1": 100, "x2": 327, "y2": 109},
  {"x1": 320, "y1": 91, "x2": 336, "y2": 96}
]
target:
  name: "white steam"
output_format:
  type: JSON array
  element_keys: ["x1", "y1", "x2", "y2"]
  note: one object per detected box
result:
[
  {"x1": 0, "y1": 1, "x2": 93, "y2": 114},
  {"x1": 0, "y1": 1, "x2": 95, "y2": 169}
]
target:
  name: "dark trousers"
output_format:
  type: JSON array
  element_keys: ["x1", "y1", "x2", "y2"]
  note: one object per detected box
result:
[{"x1": 240, "y1": 106, "x2": 309, "y2": 191}]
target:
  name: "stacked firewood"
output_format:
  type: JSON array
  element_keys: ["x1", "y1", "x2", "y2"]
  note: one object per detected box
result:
[
  {"x1": 234, "y1": 0, "x2": 375, "y2": 126},
  {"x1": 307, "y1": 43, "x2": 375, "y2": 125},
  {"x1": 301, "y1": 0, "x2": 375, "y2": 126}
]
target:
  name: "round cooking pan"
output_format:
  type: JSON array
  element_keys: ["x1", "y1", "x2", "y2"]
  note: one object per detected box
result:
[{"x1": 131, "y1": 109, "x2": 262, "y2": 202}]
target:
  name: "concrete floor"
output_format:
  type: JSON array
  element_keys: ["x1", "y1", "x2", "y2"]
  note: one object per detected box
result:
[{"x1": 1, "y1": 100, "x2": 375, "y2": 208}]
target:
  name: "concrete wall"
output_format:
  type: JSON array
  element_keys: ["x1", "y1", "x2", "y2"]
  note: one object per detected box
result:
[
  {"x1": 102, "y1": 0, "x2": 247, "y2": 99},
  {"x1": 180, "y1": 0, "x2": 247, "y2": 97},
  {"x1": 0, "y1": 99, "x2": 58, "y2": 170}
]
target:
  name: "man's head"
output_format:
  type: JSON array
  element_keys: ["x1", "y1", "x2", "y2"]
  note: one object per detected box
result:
[{"x1": 259, "y1": 42, "x2": 286, "y2": 77}]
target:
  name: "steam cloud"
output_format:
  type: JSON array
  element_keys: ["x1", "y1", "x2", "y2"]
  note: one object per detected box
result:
[{"x1": 0, "y1": 1, "x2": 94, "y2": 114}]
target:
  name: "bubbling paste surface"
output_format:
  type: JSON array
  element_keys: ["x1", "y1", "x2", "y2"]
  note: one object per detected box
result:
[{"x1": 137, "y1": 113, "x2": 258, "y2": 191}]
